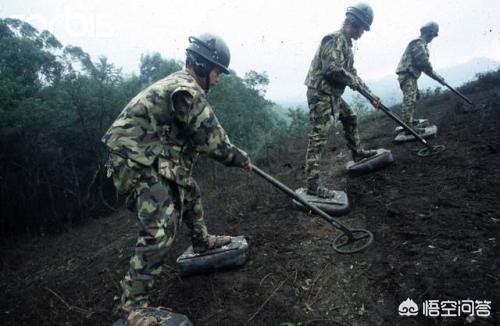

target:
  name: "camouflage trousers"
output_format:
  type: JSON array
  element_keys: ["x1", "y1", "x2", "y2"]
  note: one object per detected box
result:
[
  {"x1": 398, "y1": 74, "x2": 420, "y2": 125},
  {"x1": 116, "y1": 162, "x2": 209, "y2": 308},
  {"x1": 305, "y1": 88, "x2": 361, "y2": 190}
]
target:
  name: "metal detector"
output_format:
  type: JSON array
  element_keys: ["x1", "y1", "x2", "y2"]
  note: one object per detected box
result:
[
  {"x1": 252, "y1": 165, "x2": 373, "y2": 254},
  {"x1": 440, "y1": 81, "x2": 474, "y2": 106},
  {"x1": 357, "y1": 87, "x2": 445, "y2": 157}
]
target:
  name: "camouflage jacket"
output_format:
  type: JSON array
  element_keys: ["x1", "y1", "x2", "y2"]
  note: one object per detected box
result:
[
  {"x1": 305, "y1": 28, "x2": 367, "y2": 97},
  {"x1": 396, "y1": 37, "x2": 439, "y2": 80},
  {"x1": 102, "y1": 70, "x2": 244, "y2": 187}
]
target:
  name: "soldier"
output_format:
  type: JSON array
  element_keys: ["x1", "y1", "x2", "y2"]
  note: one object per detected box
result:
[
  {"x1": 304, "y1": 3, "x2": 381, "y2": 198},
  {"x1": 102, "y1": 33, "x2": 251, "y2": 320},
  {"x1": 396, "y1": 22, "x2": 445, "y2": 132}
]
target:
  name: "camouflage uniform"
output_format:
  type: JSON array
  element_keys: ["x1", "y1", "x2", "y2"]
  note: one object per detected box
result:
[
  {"x1": 396, "y1": 37, "x2": 442, "y2": 125},
  {"x1": 102, "y1": 69, "x2": 248, "y2": 308},
  {"x1": 304, "y1": 28, "x2": 375, "y2": 191}
]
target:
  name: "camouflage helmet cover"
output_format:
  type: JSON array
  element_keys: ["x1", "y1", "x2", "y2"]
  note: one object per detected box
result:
[{"x1": 346, "y1": 3, "x2": 374, "y2": 31}]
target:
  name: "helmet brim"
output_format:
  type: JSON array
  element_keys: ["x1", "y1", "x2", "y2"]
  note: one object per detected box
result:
[
  {"x1": 217, "y1": 65, "x2": 230, "y2": 74},
  {"x1": 347, "y1": 12, "x2": 371, "y2": 31}
]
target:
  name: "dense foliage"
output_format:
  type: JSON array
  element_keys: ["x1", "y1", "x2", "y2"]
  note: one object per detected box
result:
[{"x1": 0, "y1": 19, "x2": 307, "y2": 238}]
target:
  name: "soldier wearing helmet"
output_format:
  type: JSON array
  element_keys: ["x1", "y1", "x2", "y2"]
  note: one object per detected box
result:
[
  {"x1": 396, "y1": 22, "x2": 445, "y2": 132},
  {"x1": 303, "y1": 3, "x2": 381, "y2": 198},
  {"x1": 102, "y1": 33, "x2": 251, "y2": 321}
]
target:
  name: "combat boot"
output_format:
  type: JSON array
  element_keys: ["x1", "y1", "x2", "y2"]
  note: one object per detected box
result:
[
  {"x1": 401, "y1": 127, "x2": 426, "y2": 136},
  {"x1": 192, "y1": 235, "x2": 232, "y2": 254},
  {"x1": 412, "y1": 119, "x2": 430, "y2": 128},
  {"x1": 395, "y1": 119, "x2": 430, "y2": 133},
  {"x1": 113, "y1": 302, "x2": 149, "y2": 326},
  {"x1": 352, "y1": 149, "x2": 378, "y2": 162},
  {"x1": 114, "y1": 306, "x2": 193, "y2": 326},
  {"x1": 307, "y1": 185, "x2": 337, "y2": 198}
]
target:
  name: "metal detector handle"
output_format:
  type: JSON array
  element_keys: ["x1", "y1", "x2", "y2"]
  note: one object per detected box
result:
[
  {"x1": 440, "y1": 81, "x2": 473, "y2": 105},
  {"x1": 251, "y1": 165, "x2": 351, "y2": 234},
  {"x1": 357, "y1": 87, "x2": 433, "y2": 149}
]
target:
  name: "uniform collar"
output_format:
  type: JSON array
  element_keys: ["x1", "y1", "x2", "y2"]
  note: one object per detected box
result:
[
  {"x1": 183, "y1": 69, "x2": 207, "y2": 94},
  {"x1": 419, "y1": 36, "x2": 429, "y2": 45},
  {"x1": 340, "y1": 27, "x2": 353, "y2": 47}
]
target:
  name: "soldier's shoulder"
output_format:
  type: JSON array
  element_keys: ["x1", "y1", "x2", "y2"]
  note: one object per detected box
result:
[
  {"x1": 172, "y1": 85, "x2": 207, "y2": 112},
  {"x1": 325, "y1": 30, "x2": 343, "y2": 42},
  {"x1": 154, "y1": 70, "x2": 192, "y2": 86},
  {"x1": 147, "y1": 70, "x2": 203, "y2": 98},
  {"x1": 320, "y1": 30, "x2": 344, "y2": 48},
  {"x1": 409, "y1": 38, "x2": 425, "y2": 47}
]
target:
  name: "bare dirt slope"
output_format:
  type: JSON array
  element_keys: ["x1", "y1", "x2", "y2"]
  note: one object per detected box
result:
[{"x1": 1, "y1": 87, "x2": 499, "y2": 325}]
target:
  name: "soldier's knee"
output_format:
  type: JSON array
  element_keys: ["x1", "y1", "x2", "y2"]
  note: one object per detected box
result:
[
  {"x1": 317, "y1": 123, "x2": 330, "y2": 137},
  {"x1": 340, "y1": 114, "x2": 357, "y2": 125}
]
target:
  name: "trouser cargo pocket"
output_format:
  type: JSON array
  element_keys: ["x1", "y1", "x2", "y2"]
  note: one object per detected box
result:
[{"x1": 107, "y1": 154, "x2": 141, "y2": 196}]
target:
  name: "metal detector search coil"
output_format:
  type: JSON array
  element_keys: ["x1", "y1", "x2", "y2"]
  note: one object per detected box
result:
[
  {"x1": 357, "y1": 87, "x2": 446, "y2": 157},
  {"x1": 252, "y1": 165, "x2": 373, "y2": 254}
]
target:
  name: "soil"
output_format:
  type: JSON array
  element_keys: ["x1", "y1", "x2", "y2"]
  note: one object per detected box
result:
[{"x1": 1, "y1": 87, "x2": 499, "y2": 325}]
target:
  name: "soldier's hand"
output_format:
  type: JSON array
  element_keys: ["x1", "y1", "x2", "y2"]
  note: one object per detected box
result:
[
  {"x1": 229, "y1": 147, "x2": 251, "y2": 170},
  {"x1": 244, "y1": 161, "x2": 252, "y2": 172},
  {"x1": 371, "y1": 96, "x2": 381, "y2": 110},
  {"x1": 350, "y1": 80, "x2": 359, "y2": 90}
]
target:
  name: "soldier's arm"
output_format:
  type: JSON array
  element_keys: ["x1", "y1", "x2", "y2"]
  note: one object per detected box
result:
[
  {"x1": 348, "y1": 66, "x2": 380, "y2": 107},
  {"x1": 411, "y1": 41, "x2": 443, "y2": 82},
  {"x1": 320, "y1": 38, "x2": 357, "y2": 87},
  {"x1": 172, "y1": 91, "x2": 249, "y2": 167},
  {"x1": 347, "y1": 62, "x2": 378, "y2": 99}
]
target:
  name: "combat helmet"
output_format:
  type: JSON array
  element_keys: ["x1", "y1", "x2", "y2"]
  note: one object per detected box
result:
[
  {"x1": 346, "y1": 3, "x2": 374, "y2": 31},
  {"x1": 186, "y1": 33, "x2": 230, "y2": 77}
]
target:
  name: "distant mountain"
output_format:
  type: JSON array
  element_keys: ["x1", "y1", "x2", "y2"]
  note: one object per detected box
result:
[{"x1": 276, "y1": 57, "x2": 500, "y2": 109}]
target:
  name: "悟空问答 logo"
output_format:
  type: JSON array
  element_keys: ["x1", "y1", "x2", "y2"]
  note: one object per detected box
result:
[{"x1": 399, "y1": 298, "x2": 419, "y2": 316}]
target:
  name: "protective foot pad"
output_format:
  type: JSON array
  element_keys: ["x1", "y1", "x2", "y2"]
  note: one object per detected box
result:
[
  {"x1": 176, "y1": 235, "x2": 248, "y2": 277},
  {"x1": 346, "y1": 148, "x2": 393, "y2": 176},
  {"x1": 292, "y1": 187, "x2": 350, "y2": 216},
  {"x1": 394, "y1": 125, "x2": 437, "y2": 142}
]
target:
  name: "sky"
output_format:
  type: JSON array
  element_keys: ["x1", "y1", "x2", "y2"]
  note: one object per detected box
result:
[{"x1": 2, "y1": 0, "x2": 500, "y2": 103}]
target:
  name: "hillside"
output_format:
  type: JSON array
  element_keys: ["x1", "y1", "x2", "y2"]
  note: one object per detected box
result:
[{"x1": 1, "y1": 80, "x2": 499, "y2": 325}]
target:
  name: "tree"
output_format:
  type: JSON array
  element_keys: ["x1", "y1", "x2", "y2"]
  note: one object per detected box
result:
[
  {"x1": 208, "y1": 71, "x2": 284, "y2": 154},
  {"x1": 287, "y1": 108, "x2": 309, "y2": 139},
  {"x1": 0, "y1": 18, "x2": 292, "y2": 238},
  {"x1": 243, "y1": 70, "x2": 269, "y2": 96},
  {"x1": 139, "y1": 53, "x2": 182, "y2": 86}
]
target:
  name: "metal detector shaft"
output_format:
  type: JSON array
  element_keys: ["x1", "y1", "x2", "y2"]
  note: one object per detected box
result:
[
  {"x1": 357, "y1": 87, "x2": 434, "y2": 151},
  {"x1": 441, "y1": 81, "x2": 473, "y2": 105},
  {"x1": 251, "y1": 165, "x2": 351, "y2": 235}
]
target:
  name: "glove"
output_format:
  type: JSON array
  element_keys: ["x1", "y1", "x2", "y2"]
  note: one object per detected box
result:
[
  {"x1": 349, "y1": 75, "x2": 362, "y2": 91},
  {"x1": 370, "y1": 95, "x2": 381, "y2": 110},
  {"x1": 228, "y1": 147, "x2": 251, "y2": 169}
]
